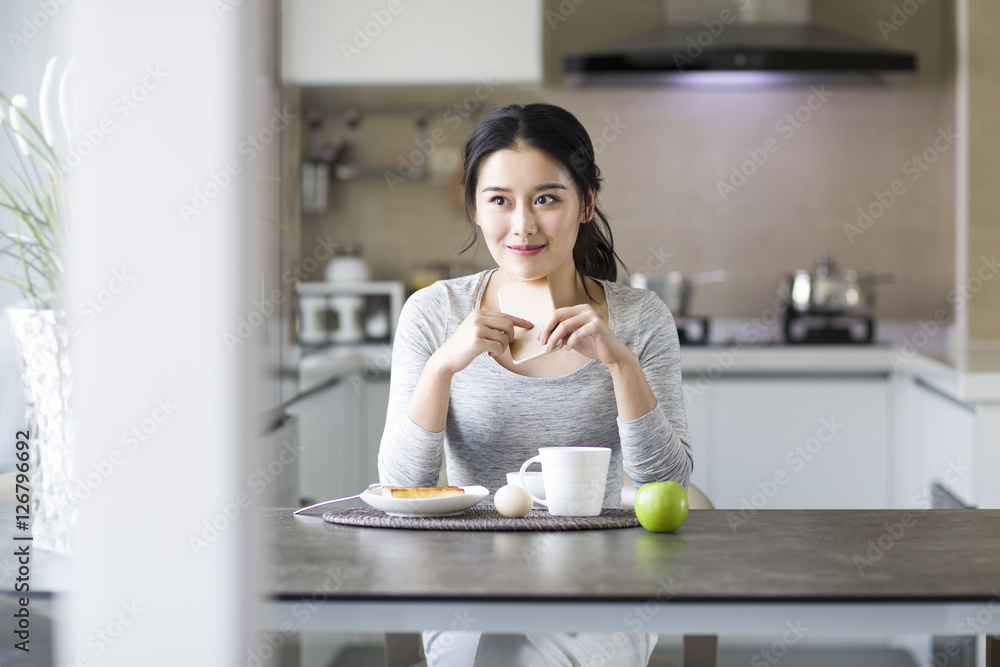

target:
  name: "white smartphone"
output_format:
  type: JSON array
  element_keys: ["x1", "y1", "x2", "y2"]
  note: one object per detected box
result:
[{"x1": 497, "y1": 278, "x2": 557, "y2": 364}]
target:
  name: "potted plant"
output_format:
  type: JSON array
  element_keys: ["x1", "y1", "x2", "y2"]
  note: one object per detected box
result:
[{"x1": 1, "y1": 59, "x2": 75, "y2": 554}]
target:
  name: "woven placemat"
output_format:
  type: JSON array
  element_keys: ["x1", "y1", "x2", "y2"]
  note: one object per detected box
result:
[{"x1": 322, "y1": 506, "x2": 640, "y2": 531}]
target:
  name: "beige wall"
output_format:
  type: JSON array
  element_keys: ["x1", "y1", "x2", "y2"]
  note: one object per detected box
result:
[
  {"x1": 967, "y1": 0, "x2": 1000, "y2": 342},
  {"x1": 294, "y1": 0, "x2": 957, "y2": 324}
]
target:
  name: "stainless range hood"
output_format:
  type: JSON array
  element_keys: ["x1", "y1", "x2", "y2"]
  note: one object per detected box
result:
[{"x1": 564, "y1": 0, "x2": 916, "y2": 83}]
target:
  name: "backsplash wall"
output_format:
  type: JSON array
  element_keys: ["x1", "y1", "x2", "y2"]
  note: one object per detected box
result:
[{"x1": 296, "y1": 1, "x2": 956, "y2": 323}]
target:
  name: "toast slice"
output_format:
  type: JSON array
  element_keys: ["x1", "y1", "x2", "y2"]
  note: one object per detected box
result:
[
  {"x1": 381, "y1": 486, "x2": 465, "y2": 499},
  {"x1": 497, "y1": 277, "x2": 556, "y2": 364}
]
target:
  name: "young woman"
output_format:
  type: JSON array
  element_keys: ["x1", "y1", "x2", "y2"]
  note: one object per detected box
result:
[{"x1": 378, "y1": 103, "x2": 692, "y2": 666}]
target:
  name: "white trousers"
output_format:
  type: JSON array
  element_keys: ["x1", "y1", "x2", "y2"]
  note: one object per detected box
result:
[{"x1": 423, "y1": 631, "x2": 657, "y2": 667}]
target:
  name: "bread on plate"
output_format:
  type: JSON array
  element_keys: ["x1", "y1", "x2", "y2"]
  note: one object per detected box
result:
[{"x1": 381, "y1": 486, "x2": 465, "y2": 499}]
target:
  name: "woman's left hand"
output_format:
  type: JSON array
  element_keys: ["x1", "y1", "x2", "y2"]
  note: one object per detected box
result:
[{"x1": 538, "y1": 305, "x2": 632, "y2": 366}]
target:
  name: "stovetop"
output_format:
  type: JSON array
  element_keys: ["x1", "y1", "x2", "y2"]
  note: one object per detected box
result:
[{"x1": 675, "y1": 315, "x2": 883, "y2": 346}]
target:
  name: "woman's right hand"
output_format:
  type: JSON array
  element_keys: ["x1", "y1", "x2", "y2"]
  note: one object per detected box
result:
[{"x1": 430, "y1": 309, "x2": 532, "y2": 376}]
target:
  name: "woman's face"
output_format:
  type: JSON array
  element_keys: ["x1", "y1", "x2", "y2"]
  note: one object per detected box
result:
[{"x1": 474, "y1": 146, "x2": 591, "y2": 283}]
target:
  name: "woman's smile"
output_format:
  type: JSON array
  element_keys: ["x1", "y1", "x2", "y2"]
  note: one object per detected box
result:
[
  {"x1": 506, "y1": 243, "x2": 546, "y2": 256},
  {"x1": 474, "y1": 146, "x2": 587, "y2": 284}
]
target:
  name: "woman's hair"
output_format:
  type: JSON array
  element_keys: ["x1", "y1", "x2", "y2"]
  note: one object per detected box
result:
[{"x1": 460, "y1": 103, "x2": 623, "y2": 299}]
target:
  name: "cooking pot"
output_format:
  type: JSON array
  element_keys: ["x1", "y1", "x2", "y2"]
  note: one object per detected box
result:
[
  {"x1": 777, "y1": 251, "x2": 902, "y2": 315},
  {"x1": 628, "y1": 269, "x2": 728, "y2": 316}
]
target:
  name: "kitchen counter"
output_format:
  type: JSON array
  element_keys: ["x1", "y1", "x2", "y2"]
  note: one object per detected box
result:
[
  {"x1": 679, "y1": 344, "x2": 896, "y2": 376},
  {"x1": 918, "y1": 348, "x2": 1000, "y2": 403},
  {"x1": 299, "y1": 342, "x2": 1000, "y2": 402},
  {"x1": 298, "y1": 343, "x2": 392, "y2": 394}
]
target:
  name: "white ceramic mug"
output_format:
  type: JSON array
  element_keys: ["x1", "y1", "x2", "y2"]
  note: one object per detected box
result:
[
  {"x1": 518, "y1": 447, "x2": 611, "y2": 517},
  {"x1": 506, "y1": 471, "x2": 546, "y2": 509}
]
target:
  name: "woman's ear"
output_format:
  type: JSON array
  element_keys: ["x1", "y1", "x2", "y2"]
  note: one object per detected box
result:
[{"x1": 581, "y1": 188, "x2": 596, "y2": 223}]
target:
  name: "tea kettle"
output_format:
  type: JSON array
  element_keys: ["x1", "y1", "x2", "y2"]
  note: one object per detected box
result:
[{"x1": 777, "y1": 251, "x2": 902, "y2": 316}]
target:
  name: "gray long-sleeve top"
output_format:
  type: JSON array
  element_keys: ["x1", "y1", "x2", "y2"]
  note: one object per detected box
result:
[{"x1": 377, "y1": 270, "x2": 692, "y2": 507}]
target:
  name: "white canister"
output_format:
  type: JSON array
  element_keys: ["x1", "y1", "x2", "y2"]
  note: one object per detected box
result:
[{"x1": 325, "y1": 255, "x2": 371, "y2": 283}]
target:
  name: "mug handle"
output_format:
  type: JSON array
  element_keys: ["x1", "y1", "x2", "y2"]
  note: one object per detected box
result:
[{"x1": 518, "y1": 456, "x2": 547, "y2": 508}]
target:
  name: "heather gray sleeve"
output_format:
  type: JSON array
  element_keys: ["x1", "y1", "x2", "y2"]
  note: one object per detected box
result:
[
  {"x1": 376, "y1": 286, "x2": 451, "y2": 487},
  {"x1": 618, "y1": 292, "x2": 693, "y2": 489}
]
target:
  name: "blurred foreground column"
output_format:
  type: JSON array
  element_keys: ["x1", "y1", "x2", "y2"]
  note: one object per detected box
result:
[{"x1": 61, "y1": 1, "x2": 274, "y2": 664}]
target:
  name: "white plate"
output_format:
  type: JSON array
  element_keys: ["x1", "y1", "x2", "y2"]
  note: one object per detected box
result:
[{"x1": 360, "y1": 485, "x2": 489, "y2": 517}]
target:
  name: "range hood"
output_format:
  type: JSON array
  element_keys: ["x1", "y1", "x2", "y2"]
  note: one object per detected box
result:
[{"x1": 564, "y1": 1, "x2": 916, "y2": 83}]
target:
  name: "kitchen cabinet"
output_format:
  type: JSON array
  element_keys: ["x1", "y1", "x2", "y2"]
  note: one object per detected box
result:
[
  {"x1": 895, "y1": 376, "x2": 975, "y2": 509},
  {"x1": 289, "y1": 372, "x2": 389, "y2": 505},
  {"x1": 681, "y1": 381, "x2": 712, "y2": 497},
  {"x1": 282, "y1": 0, "x2": 543, "y2": 86},
  {"x1": 683, "y1": 375, "x2": 891, "y2": 511}
]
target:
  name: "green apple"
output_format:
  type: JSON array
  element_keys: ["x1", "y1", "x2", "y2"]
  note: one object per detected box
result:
[{"x1": 634, "y1": 480, "x2": 689, "y2": 533}]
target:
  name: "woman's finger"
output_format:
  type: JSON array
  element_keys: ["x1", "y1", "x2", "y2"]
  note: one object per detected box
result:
[
  {"x1": 545, "y1": 312, "x2": 597, "y2": 352},
  {"x1": 479, "y1": 311, "x2": 532, "y2": 334},
  {"x1": 564, "y1": 319, "x2": 602, "y2": 351},
  {"x1": 537, "y1": 305, "x2": 586, "y2": 344}
]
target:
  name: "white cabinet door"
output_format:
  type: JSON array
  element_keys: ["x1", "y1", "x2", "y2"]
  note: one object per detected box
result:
[
  {"x1": 289, "y1": 374, "x2": 391, "y2": 505},
  {"x1": 710, "y1": 377, "x2": 890, "y2": 510},
  {"x1": 681, "y1": 381, "x2": 713, "y2": 499},
  {"x1": 359, "y1": 376, "x2": 391, "y2": 486},
  {"x1": 906, "y1": 379, "x2": 975, "y2": 507},
  {"x1": 282, "y1": 0, "x2": 543, "y2": 85},
  {"x1": 289, "y1": 379, "x2": 359, "y2": 505}
]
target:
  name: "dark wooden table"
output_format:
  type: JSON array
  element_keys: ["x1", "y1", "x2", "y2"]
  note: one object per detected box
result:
[{"x1": 264, "y1": 508, "x2": 1000, "y2": 662}]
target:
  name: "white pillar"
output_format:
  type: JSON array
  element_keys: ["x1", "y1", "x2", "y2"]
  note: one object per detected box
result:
[{"x1": 60, "y1": 2, "x2": 274, "y2": 665}]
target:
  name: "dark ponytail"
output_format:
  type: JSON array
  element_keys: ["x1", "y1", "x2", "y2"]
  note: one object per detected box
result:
[{"x1": 460, "y1": 103, "x2": 623, "y2": 300}]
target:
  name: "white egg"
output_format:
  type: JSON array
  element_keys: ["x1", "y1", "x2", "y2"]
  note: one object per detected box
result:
[{"x1": 494, "y1": 484, "x2": 533, "y2": 518}]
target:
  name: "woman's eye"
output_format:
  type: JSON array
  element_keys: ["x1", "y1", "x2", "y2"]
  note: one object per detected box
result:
[
  {"x1": 536, "y1": 194, "x2": 557, "y2": 205},
  {"x1": 490, "y1": 196, "x2": 508, "y2": 205}
]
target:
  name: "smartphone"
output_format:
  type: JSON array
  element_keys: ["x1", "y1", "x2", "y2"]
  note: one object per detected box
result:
[{"x1": 497, "y1": 278, "x2": 556, "y2": 364}]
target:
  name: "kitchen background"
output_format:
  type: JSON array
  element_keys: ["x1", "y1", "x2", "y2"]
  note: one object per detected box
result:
[
  {"x1": 0, "y1": 1, "x2": 996, "y2": 665},
  {"x1": 291, "y1": 0, "x2": 964, "y2": 331},
  {"x1": 281, "y1": 5, "x2": 1000, "y2": 663}
]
